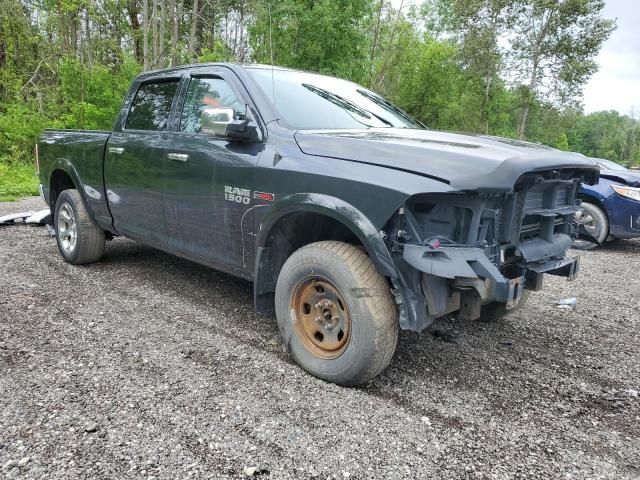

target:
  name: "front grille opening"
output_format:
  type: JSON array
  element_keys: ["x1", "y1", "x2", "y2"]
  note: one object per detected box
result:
[
  {"x1": 411, "y1": 204, "x2": 474, "y2": 243},
  {"x1": 520, "y1": 215, "x2": 567, "y2": 242}
]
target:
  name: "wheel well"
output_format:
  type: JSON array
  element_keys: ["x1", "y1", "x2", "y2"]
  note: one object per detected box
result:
[
  {"x1": 254, "y1": 212, "x2": 365, "y2": 313},
  {"x1": 49, "y1": 169, "x2": 76, "y2": 210}
]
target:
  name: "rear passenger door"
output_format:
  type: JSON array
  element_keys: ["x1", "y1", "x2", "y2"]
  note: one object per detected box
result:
[
  {"x1": 105, "y1": 78, "x2": 180, "y2": 244},
  {"x1": 163, "y1": 70, "x2": 264, "y2": 269}
]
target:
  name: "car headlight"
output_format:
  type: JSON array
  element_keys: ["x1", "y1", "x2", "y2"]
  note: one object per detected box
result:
[{"x1": 612, "y1": 185, "x2": 640, "y2": 202}]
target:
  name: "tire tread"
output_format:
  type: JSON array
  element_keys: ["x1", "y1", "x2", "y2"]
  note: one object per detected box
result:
[{"x1": 299, "y1": 241, "x2": 399, "y2": 383}]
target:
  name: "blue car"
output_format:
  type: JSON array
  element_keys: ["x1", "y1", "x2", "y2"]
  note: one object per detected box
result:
[{"x1": 575, "y1": 158, "x2": 640, "y2": 249}]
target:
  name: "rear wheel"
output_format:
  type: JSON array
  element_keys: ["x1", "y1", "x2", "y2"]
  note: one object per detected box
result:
[
  {"x1": 573, "y1": 202, "x2": 608, "y2": 250},
  {"x1": 54, "y1": 189, "x2": 105, "y2": 264},
  {"x1": 275, "y1": 241, "x2": 398, "y2": 386}
]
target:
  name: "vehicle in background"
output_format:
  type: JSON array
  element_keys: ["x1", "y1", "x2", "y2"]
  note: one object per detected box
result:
[{"x1": 574, "y1": 158, "x2": 640, "y2": 250}]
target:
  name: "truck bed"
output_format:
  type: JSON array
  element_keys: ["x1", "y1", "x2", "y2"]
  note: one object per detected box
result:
[{"x1": 38, "y1": 129, "x2": 113, "y2": 230}]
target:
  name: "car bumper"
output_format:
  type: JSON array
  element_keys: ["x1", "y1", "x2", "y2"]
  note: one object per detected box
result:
[
  {"x1": 604, "y1": 194, "x2": 640, "y2": 239},
  {"x1": 402, "y1": 243, "x2": 579, "y2": 322}
]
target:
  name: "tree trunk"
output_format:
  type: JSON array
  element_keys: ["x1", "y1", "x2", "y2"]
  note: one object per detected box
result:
[
  {"x1": 0, "y1": 37, "x2": 6, "y2": 69},
  {"x1": 128, "y1": 0, "x2": 143, "y2": 64},
  {"x1": 482, "y1": 70, "x2": 492, "y2": 134},
  {"x1": 169, "y1": 0, "x2": 176, "y2": 66},
  {"x1": 70, "y1": 10, "x2": 79, "y2": 58},
  {"x1": 159, "y1": 0, "x2": 166, "y2": 66},
  {"x1": 188, "y1": 0, "x2": 199, "y2": 58},
  {"x1": 368, "y1": 0, "x2": 384, "y2": 86},
  {"x1": 152, "y1": 0, "x2": 158, "y2": 67},
  {"x1": 143, "y1": 0, "x2": 149, "y2": 69},
  {"x1": 85, "y1": 8, "x2": 93, "y2": 66},
  {"x1": 518, "y1": 53, "x2": 539, "y2": 139},
  {"x1": 169, "y1": 0, "x2": 181, "y2": 66}
]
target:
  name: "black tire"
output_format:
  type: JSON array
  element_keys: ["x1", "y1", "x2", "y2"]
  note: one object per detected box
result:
[
  {"x1": 275, "y1": 241, "x2": 398, "y2": 386},
  {"x1": 479, "y1": 290, "x2": 531, "y2": 323},
  {"x1": 54, "y1": 189, "x2": 105, "y2": 264},
  {"x1": 573, "y1": 202, "x2": 609, "y2": 251}
]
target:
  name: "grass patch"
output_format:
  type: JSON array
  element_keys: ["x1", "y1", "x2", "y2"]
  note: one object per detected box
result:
[{"x1": 0, "y1": 162, "x2": 39, "y2": 201}]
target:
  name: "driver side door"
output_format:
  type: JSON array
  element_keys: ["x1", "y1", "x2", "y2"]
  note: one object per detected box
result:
[{"x1": 163, "y1": 72, "x2": 264, "y2": 270}]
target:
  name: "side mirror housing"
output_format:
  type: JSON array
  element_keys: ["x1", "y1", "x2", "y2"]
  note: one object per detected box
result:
[{"x1": 225, "y1": 119, "x2": 261, "y2": 142}]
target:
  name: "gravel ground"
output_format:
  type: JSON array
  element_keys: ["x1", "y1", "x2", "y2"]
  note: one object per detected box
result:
[{"x1": 1, "y1": 197, "x2": 639, "y2": 479}]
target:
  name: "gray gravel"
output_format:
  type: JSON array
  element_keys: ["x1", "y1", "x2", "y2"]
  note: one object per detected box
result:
[{"x1": 1, "y1": 197, "x2": 639, "y2": 479}]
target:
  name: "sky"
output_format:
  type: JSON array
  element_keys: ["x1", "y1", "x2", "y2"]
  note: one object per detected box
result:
[
  {"x1": 392, "y1": 0, "x2": 640, "y2": 116},
  {"x1": 582, "y1": 0, "x2": 640, "y2": 115}
]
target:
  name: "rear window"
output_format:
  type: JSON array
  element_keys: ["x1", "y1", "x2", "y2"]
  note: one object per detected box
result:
[{"x1": 125, "y1": 80, "x2": 179, "y2": 131}]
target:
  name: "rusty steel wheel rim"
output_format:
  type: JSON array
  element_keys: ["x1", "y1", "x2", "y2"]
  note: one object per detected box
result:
[{"x1": 290, "y1": 276, "x2": 351, "y2": 359}]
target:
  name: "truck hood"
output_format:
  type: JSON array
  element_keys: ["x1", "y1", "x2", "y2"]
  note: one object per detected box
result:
[
  {"x1": 294, "y1": 128, "x2": 599, "y2": 191},
  {"x1": 599, "y1": 169, "x2": 640, "y2": 187}
]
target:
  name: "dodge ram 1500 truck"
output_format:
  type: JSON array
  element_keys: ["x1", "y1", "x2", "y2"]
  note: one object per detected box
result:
[{"x1": 37, "y1": 63, "x2": 600, "y2": 386}]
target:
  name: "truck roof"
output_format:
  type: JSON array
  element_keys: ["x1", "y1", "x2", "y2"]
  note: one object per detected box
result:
[{"x1": 134, "y1": 62, "x2": 298, "y2": 81}]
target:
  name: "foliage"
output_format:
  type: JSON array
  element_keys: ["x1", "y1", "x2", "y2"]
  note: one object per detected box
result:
[
  {"x1": 0, "y1": 162, "x2": 38, "y2": 201},
  {"x1": 0, "y1": 0, "x2": 639, "y2": 203},
  {"x1": 250, "y1": 0, "x2": 373, "y2": 83}
]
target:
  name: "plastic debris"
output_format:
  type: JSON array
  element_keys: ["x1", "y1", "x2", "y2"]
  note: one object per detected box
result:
[
  {"x1": 0, "y1": 209, "x2": 50, "y2": 226},
  {"x1": 0, "y1": 211, "x2": 36, "y2": 225},
  {"x1": 555, "y1": 297, "x2": 577, "y2": 309},
  {"x1": 25, "y1": 209, "x2": 51, "y2": 225}
]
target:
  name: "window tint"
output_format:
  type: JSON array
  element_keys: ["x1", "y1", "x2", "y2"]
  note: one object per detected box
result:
[
  {"x1": 125, "y1": 80, "x2": 179, "y2": 131},
  {"x1": 180, "y1": 77, "x2": 247, "y2": 136}
]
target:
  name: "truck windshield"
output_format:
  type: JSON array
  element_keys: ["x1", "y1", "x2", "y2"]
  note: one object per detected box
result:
[{"x1": 245, "y1": 67, "x2": 424, "y2": 130}]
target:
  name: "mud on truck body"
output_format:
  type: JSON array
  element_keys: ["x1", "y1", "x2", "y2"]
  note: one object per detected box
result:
[{"x1": 36, "y1": 63, "x2": 600, "y2": 385}]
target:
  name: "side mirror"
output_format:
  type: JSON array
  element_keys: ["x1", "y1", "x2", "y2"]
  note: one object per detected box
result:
[{"x1": 225, "y1": 119, "x2": 261, "y2": 142}]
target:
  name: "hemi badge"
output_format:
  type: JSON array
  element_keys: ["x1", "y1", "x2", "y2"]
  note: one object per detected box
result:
[{"x1": 254, "y1": 191, "x2": 275, "y2": 202}]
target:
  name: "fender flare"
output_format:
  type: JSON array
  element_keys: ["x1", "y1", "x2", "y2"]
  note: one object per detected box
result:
[
  {"x1": 48, "y1": 159, "x2": 98, "y2": 225},
  {"x1": 256, "y1": 193, "x2": 398, "y2": 279}
]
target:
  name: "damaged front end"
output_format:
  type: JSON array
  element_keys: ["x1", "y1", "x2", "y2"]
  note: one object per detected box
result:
[{"x1": 386, "y1": 169, "x2": 591, "y2": 331}]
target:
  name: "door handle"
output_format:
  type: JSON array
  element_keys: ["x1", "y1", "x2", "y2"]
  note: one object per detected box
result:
[
  {"x1": 108, "y1": 147, "x2": 125, "y2": 155},
  {"x1": 168, "y1": 153, "x2": 189, "y2": 162}
]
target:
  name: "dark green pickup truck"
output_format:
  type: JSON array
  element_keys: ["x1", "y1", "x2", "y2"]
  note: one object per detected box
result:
[{"x1": 37, "y1": 63, "x2": 599, "y2": 385}]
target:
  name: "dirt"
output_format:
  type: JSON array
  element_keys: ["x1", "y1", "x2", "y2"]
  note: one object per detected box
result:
[{"x1": 1, "y1": 197, "x2": 639, "y2": 479}]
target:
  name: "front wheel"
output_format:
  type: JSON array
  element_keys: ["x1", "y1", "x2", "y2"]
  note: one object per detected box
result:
[
  {"x1": 54, "y1": 189, "x2": 105, "y2": 264},
  {"x1": 573, "y1": 202, "x2": 609, "y2": 250},
  {"x1": 275, "y1": 241, "x2": 398, "y2": 386}
]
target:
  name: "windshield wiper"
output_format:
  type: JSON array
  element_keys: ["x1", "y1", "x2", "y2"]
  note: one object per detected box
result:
[
  {"x1": 302, "y1": 84, "x2": 382, "y2": 128},
  {"x1": 356, "y1": 89, "x2": 425, "y2": 128}
]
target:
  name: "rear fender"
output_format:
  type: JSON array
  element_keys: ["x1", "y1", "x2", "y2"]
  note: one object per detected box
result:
[{"x1": 48, "y1": 159, "x2": 97, "y2": 225}]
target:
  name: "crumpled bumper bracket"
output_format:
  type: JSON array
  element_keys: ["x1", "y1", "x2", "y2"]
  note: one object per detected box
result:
[{"x1": 400, "y1": 243, "x2": 580, "y2": 325}]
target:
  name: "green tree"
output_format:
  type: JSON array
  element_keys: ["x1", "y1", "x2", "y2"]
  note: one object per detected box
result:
[
  {"x1": 249, "y1": 0, "x2": 374, "y2": 82},
  {"x1": 509, "y1": 0, "x2": 615, "y2": 138}
]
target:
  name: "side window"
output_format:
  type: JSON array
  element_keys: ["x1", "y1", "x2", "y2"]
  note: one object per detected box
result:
[
  {"x1": 180, "y1": 77, "x2": 247, "y2": 136},
  {"x1": 125, "y1": 80, "x2": 179, "y2": 131}
]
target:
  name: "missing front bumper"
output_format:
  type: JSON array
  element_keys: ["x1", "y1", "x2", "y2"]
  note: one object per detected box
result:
[{"x1": 401, "y1": 243, "x2": 580, "y2": 324}]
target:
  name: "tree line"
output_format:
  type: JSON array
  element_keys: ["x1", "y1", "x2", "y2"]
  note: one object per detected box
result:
[{"x1": 1, "y1": 0, "x2": 639, "y2": 167}]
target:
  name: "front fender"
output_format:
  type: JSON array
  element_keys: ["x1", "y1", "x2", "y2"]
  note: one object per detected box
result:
[{"x1": 257, "y1": 192, "x2": 397, "y2": 278}]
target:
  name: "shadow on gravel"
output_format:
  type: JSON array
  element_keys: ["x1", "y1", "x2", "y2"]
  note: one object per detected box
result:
[
  {"x1": 96, "y1": 238, "x2": 522, "y2": 384},
  {"x1": 599, "y1": 238, "x2": 640, "y2": 253},
  {"x1": 96, "y1": 239, "x2": 288, "y2": 358},
  {"x1": 86, "y1": 237, "x2": 639, "y2": 439}
]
